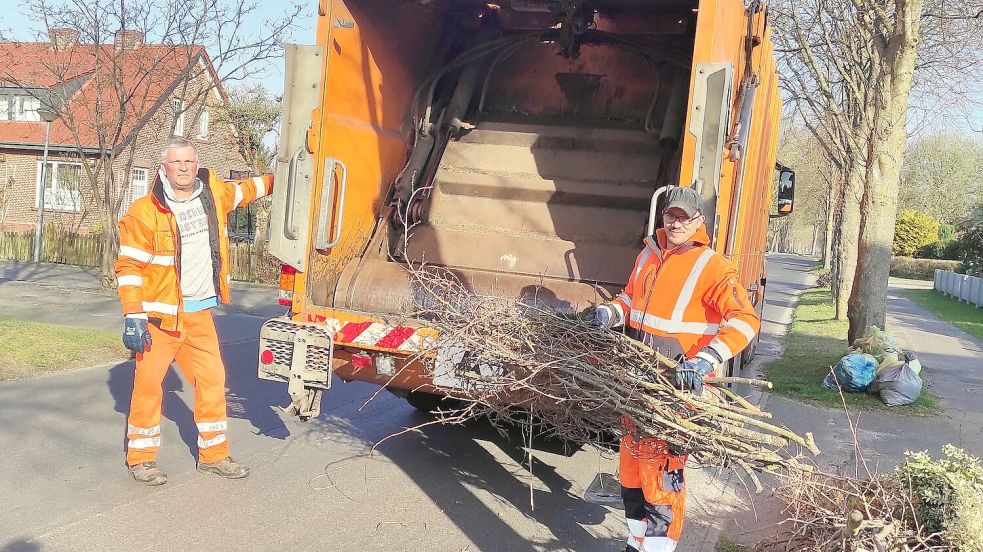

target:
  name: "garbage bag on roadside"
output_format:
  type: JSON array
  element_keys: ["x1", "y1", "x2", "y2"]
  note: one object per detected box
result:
[
  {"x1": 868, "y1": 352, "x2": 923, "y2": 406},
  {"x1": 876, "y1": 353, "x2": 903, "y2": 375},
  {"x1": 850, "y1": 326, "x2": 903, "y2": 364},
  {"x1": 822, "y1": 353, "x2": 878, "y2": 393}
]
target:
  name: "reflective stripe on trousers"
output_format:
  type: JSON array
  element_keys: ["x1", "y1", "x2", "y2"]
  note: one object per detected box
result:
[{"x1": 126, "y1": 310, "x2": 229, "y2": 466}]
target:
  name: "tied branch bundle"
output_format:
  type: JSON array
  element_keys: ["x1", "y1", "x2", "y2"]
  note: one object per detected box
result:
[{"x1": 407, "y1": 268, "x2": 819, "y2": 482}]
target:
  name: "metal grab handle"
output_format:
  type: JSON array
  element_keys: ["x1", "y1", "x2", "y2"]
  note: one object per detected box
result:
[
  {"x1": 647, "y1": 186, "x2": 674, "y2": 236},
  {"x1": 283, "y1": 147, "x2": 305, "y2": 240},
  {"x1": 320, "y1": 158, "x2": 348, "y2": 250}
]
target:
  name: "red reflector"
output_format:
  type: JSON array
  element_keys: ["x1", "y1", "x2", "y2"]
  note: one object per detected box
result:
[
  {"x1": 351, "y1": 353, "x2": 373, "y2": 369},
  {"x1": 280, "y1": 264, "x2": 297, "y2": 275},
  {"x1": 260, "y1": 350, "x2": 274, "y2": 365}
]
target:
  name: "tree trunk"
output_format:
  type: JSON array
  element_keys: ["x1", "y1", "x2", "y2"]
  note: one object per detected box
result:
[
  {"x1": 848, "y1": 111, "x2": 915, "y2": 334},
  {"x1": 846, "y1": 1, "x2": 921, "y2": 342},
  {"x1": 252, "y1": 197, "x2": 271, "y2": 248},
  {"x1": 822, "y1": 173, "x2": 839, "y2": 270},
  {"x1": 100, "y1": 211, "x2": 120, "y2": 288},
  {"x1": 834, "y1": 166, "x2": 863, "y2": 320}
]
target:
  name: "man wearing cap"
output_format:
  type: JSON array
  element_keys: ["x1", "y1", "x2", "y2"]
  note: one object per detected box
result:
[{"x1": 585, "y1": 186, "x2": 761, "y2": 552}]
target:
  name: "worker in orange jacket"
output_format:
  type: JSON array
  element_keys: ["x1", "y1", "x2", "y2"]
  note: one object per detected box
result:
[
  {"x1": 586, "y1": 186, "x2": 761, "y2": 552},
  {"x1": 115, "y1": 137, "x2": 273, "y2": 486}
]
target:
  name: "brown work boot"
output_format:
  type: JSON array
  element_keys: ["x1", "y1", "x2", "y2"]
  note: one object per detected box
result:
[
  {"x1": 128, "y1": 461, "x2": 167, "y2": 486},
  {"x1": 197, "y1": 456, "x2": 250, "y2": 479}
]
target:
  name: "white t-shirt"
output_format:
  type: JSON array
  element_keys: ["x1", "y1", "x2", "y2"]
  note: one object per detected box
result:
[{"x1": 160, "y1": 171, "x2": 216, "y2": 302}]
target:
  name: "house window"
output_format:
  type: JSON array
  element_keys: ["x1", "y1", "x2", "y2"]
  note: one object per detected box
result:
[
  {"x1": 36, "y1": 160, "x2": 82, "y2": 211},
  {"x1": 119, "y1": 167, "x2": 148, "y2": 217},
  {"x1": 131, "y1": 167, "x2": 149, "y2": 198},
  {"x1": 172, "y1": 98, "x2": 184, "y2": 136},
  {"x1": 196, "y1": 108, "x2": 209, "y2": 139},
  {"x1": 16, "y1": 96, "x2": 41, "y2": 121},
  {"x1": 0, "y1": 94, "x2": 41, "y2": 121}
]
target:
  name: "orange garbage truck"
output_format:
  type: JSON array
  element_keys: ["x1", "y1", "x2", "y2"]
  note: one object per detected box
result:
[{"x1": 257, "y1": 0, "x2": 795, "y2": 419}]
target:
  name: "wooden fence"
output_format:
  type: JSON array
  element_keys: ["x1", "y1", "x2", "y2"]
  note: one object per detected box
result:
[
  {"x1": 0, "y1": 228, "x2": 102, "y2": 267},
  {"x1": 0, "y1": 228, "x2": 267, "y2": 282}
]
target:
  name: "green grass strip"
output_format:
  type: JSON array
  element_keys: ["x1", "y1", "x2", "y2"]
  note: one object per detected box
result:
[{"x1": 0, "y1": 317, "x2": 127, "y2": 381}]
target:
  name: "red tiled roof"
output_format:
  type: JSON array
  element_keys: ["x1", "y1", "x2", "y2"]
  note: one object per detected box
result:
[{"x1": 0, "y1": 41, "x2": 218, "y2": 150}]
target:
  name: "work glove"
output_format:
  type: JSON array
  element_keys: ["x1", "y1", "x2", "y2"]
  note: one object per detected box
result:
[
  {"x1": 123, "y1": 315, "x2": 153, "y2": 354},
  {"x1": 673, "y1": 356, "x2": 716, "y2": 394},
  {"x1": 583, "y1": 304, "x2": 617, "y2": 329}
]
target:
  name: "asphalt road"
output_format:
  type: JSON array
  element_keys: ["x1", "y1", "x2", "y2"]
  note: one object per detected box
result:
[{"x1": 0, "y1": 256, "x2": 818, "y2": 552}]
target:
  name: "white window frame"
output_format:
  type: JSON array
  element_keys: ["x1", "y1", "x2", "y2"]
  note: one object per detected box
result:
[
  {"x1": 172, "y1": 98, "x2": 184, "y2": 136},
  {"x1": 36, "y1": 160, "x2": 83, "y2": 212},
  {"x1": 14, "y1": 95, "x2": 41, "y2": 121},
  {"x1": 196, "y1": 107, "x2": 209, "y2": 139},
  {"x1": 130, "y1": 167, "x2": 149, "y2": 199},
  {"x1": 119, "y1": 167, "x2": 149, "y2": 218}
]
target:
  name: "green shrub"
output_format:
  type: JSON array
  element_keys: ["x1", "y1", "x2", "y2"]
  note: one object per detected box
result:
[
  {"x1": 958, "y1": 209, "x2": 983, "y2": 276},
  {"x1": 890, "y1": 257, "x2": 961, "y2": 280},
  {"x1": 916, "y1": 239, "x2": 961, "y2": 260},
  {"x1": 895, "y1": 445, "x2": 983, "y2": 551},
  {"x1": 894, "y1": 210, "x2": 940, "y2": 257},
  {"x1": 939, "y1": 224, "x2": 956, "y2": 242}
]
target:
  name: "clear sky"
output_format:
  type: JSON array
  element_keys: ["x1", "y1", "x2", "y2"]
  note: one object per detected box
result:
[
  {"x1": 0, "y1": 1, "x2": 318, "y2": 96},
  {"x1": 4, "y1": 3, "x2": 978, "y2": 137}
]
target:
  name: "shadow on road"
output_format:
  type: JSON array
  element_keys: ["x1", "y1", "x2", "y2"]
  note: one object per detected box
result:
[
  {"x1": 0, "y1": 260, "x2": 103, "y2": 289},
  {"x1": 106, "y1": 312, "x2": 292, "y2": 464},
  {"x1": 299, "y1": 400, "x2": 621, "y2": 552},
  {"x1": 0, "y1": 539, "x2": 41, "y2": 552}
]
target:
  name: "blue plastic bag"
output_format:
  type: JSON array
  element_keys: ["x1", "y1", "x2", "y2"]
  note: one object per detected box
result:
[{"x1": 822, "y1": 353, "x2": 878, "y2": 393}]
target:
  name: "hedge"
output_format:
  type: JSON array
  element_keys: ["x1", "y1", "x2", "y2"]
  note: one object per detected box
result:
[{"x1": 890, "y1": 257, "x2": 962, "y2": 280}]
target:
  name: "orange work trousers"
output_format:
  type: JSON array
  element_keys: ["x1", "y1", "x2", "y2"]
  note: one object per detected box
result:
[
  {"x1": 125, "y1": 309, "x2": 230, "y2": 466},
  {"x1": 620, "y1": 435, "x2": 688, "y2": 547}
]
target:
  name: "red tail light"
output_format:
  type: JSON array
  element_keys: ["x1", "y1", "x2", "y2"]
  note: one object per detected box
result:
[{"x1": 278, "y1": 264, "x2": 296, "y2": 306}]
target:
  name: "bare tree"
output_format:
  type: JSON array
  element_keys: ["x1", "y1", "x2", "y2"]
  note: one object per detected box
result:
[
  {"x1": 773, "y1": 0, "x2": 983, "y2": 337},
  {"x1": 0, "y1": 0, "x2": 301, "y2": 285},
  {"x1": 898, "y1": 133, "x2": 983, "y2": 225},
  {"x1": 768, "y1": 125, "x2": 838, "y2": 261},
  {"x1": 213, "y1": 84, "x2": 280, "y2": 247}
]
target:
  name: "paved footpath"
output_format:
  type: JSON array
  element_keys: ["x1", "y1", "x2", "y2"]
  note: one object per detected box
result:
[{"x1": 0, "y1": 260, "x2": 285, "y2": 331}]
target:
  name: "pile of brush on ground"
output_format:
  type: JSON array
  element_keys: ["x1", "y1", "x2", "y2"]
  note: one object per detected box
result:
[
  {"x1": 405, "y1": 268, "x2": 819, "y2": 483},
  {"x1": 757, "y1": 446, "x2": 983, "y2": 551}
]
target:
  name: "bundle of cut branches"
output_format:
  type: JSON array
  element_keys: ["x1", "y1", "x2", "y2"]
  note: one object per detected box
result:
[{"x1": 403, "y1": 267, "x2": 819, "y2": 482}]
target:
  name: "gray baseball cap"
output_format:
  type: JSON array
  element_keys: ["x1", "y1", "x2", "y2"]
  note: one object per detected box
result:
[{"x1": 663, "y1": 187, "x2": 703, "y2": 218}]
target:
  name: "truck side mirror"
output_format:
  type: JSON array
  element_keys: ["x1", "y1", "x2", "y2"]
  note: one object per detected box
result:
[{"x1": 771, "y1": 165, "x2": 795, "y2": 218}]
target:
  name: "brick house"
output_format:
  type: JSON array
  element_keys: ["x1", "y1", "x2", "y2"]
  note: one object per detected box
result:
[{"x1": 0, "y1": 29, "x2": 249, "y2": 233}]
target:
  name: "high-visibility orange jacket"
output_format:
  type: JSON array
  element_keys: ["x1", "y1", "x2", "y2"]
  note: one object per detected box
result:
[
  {"x1": 115, "y1": 168, "x2": 273, "y2": 331},
  {"x1": 608, "y1": 226, "x2": 759, "y2": 363}
]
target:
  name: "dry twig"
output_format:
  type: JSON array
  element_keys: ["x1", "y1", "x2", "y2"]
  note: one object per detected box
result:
[{"x1": 396, "y1": 266, "x2": 819, "y2": 482}]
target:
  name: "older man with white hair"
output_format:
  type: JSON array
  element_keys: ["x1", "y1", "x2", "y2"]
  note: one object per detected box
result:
[{"x1": 115, "y1": 137, "x2": 273, "y2": 485}]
